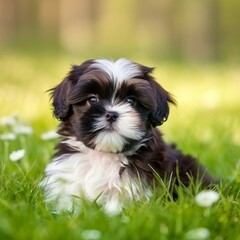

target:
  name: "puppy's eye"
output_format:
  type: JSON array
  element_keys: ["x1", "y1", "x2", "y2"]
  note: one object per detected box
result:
[
  {"x1": 126, "y1": 97, "x2": 137, "y2": 107},
  {"x1": 87, "y1": 96, "x2": 98, "y2": 105}
]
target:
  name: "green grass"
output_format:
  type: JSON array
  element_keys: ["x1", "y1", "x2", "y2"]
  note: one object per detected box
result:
[{"x1": 0, "y1": 50, "x2": 240, "y2": 240}]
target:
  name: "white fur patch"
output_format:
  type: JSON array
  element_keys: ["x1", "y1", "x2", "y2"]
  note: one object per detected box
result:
[
  {"x1": 92, "y1": 58, "x2": 141, "y2": 86},
  {"x1": 41, "y1": 138, "x2": 152, "y2": 214},
  {"x1": 93, "y1": 103, "x2": 145, "y2": 153}
]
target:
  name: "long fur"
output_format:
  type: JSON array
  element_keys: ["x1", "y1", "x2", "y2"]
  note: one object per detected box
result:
[{"x1": 41, "y1": 58, "x2": 214, "y2": 214}]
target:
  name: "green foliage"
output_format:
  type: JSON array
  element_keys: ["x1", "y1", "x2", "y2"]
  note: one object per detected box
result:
[{"x1": 0, "y1": 51, "x2": 240, "y2": 240}]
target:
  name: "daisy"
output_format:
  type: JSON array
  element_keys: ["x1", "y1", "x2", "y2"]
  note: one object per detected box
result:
[
  {"x1": 0, "y1": 116, "x2": 17, "y2": 126},
  {"x1": 195, "y1": 190, "x2": 220, "y2": 207},
  {"x1": 41, "y1": 130, "x2": 59, "y2": 140},
  {"x1": 9, "y1": 149, "x2": 26, "y2": 162},
  {"x1": 13, "y1": 125, "x2": 33, "y2": 135},
  {"x1": 81, "y1": 229, "x2": 102, "y2": 240},
  {"x1": 0, "y1": 133, "x2": 16, "y2": 141},
  {"x1": 186, "y1": 227, "x2": 210, "y2": 240}
]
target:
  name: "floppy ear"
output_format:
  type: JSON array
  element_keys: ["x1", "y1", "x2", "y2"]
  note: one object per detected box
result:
[
  {"x1": 148, "y1": 79, "x2": 176, "y2": 127},
  {"x1": 50, "y1": 77, "x2": 74, "y2": 121},
  {"x1": 49, "y1": 61, "x2": 94, "y2": 121}
]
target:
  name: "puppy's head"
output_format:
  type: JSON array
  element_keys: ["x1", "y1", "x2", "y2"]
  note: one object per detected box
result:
[{"x1": 51, "y1": 58, "x2": 175, "y2": 153}]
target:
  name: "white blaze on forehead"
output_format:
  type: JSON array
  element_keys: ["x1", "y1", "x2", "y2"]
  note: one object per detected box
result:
[{"x1": 92, "y1": 58, "x2": 141, "y2": 84}]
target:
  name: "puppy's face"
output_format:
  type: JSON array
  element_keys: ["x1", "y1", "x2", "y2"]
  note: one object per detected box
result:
[{"x1": 51, "y1": 59, "x2": 174, "y2": 153}]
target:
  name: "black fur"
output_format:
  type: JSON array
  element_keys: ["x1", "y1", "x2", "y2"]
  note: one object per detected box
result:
[{"x1": 50, "y1": 59, "x2": 215, "y2": 192}]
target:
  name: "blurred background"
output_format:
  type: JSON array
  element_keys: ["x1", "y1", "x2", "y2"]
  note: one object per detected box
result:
[{"x1": 1, "y1": 0, "x2": 240, "y2": 60}]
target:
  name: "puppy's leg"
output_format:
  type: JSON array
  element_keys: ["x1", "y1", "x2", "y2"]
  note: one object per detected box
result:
[
  {"x1": 164, "y1": 144, "x2": 214, "y2": 187},
  {"x1": 176, "y1": 154, "x2": 214, "y2": 187}
]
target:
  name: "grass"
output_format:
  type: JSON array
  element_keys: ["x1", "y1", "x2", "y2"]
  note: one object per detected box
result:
[{"x1": 0, "y1": 50, "x2": 240, "y2": 240}]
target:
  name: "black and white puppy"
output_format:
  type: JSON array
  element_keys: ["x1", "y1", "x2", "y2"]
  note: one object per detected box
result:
[{"x1": 41, "y1": 58, "x2": 213, "y2": 214}]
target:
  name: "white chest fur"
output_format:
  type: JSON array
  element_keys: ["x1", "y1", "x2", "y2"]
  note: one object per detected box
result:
[{"x1": 41, "y1": 138, "x2": 152, "y2": 214}]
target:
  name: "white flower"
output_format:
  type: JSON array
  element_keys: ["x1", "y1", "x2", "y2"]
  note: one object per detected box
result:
[
  {"x1": 9, "y1": 149, "x2": 25, "y2": 161},
  {"x1": 195, "y1": 190, "x2": 220, "y2": 207},
  {"x1": 81, "y1": 229, "x2": 102, "y2": 240},
  {"x1": 103, "y1": 199, "x2": 122, "y2": 216},
  {"x1": 0, "y1": 116, "x2": 17, "y2": 126},
  {"x1": 41, "y1": 130, "x2": 59, "y2": 140},
  {"x1": 13, "y1": 125, "x2": 33, "y2": 135},
  {"x1": 0, "y1": 133, "x2": 16, "y2": 141},
  {"x1": 186, "y1": 227, "x2": 210, "y2": 240}
]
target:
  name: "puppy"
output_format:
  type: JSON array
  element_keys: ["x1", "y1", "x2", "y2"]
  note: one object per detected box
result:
[{"x1": 41, "y1": 58, "x2": 213, "y2": 214}]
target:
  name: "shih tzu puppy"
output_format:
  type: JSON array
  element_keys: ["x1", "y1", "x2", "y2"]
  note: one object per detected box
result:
[{"x1": 41, "y1": 58, "x2": 213, "y2": 214}]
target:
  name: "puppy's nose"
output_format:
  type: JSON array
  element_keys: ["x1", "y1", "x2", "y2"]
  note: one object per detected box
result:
[{"x1": 105, "y1": 111, "x2": 119, "y2": 122}]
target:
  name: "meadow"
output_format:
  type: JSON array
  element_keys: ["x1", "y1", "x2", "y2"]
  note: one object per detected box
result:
[{"x1": 0, "y1": 49, "x2": 240, "y2": 240}]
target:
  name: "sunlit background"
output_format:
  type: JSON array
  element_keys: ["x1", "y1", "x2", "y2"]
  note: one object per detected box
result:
[
  {"x1": 0, "y1": 0, "x2": 239, "y2": 138},
  {"x1": 1, "y1": 0, "x2": 240, "y2": 60},
  {"x1": 0, "y1": 0, "x2": 240, "y2": 58}
]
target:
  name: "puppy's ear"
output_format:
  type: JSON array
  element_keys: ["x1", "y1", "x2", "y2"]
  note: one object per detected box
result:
[
  {"x1": 49, "y1": 61, "x2": 94, "y2": 121},
  {"x1": 50, "y1": 77, "x2": 74, "y2": 121},
  {"x1": 149, "y1": 79, "x2": 176, "y2": 127}
]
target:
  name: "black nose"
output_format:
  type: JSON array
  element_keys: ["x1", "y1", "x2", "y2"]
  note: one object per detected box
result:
[{"x1": 105, "y1": 111, "x2": 119, "y2": 122}]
